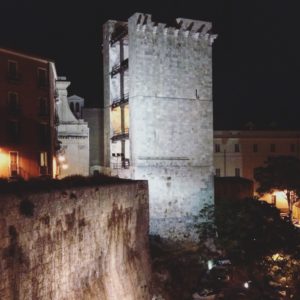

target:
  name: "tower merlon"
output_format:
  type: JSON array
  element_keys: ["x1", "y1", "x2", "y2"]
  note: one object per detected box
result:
[{"x1": 129, "y1": 12, "x2": 217, "y2": 44}]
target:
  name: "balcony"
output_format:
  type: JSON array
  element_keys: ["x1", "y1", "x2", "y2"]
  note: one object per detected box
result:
[
  {"x1": 111, "y1": 128, "x2": 129, "y2": 142},
  {"x1": 110, "y1": 58, "x2": 128, "y2": 77},
  {"x1": 39, "y1": 166, "x2": 48, "y2": 176},
  {"x1": 39, "y1": 110, "x2": 49, "y2": 118},
  {"x1": 111, "y1": 93, "x2": 129, "y2": 109},
  {"x1": 8, "y1": 106, "x2": 21, "y2": 116},
  {"x1": 111, "y1": 154, "x2": 130, "y2": 169},
  {"x1": 110, "y1": 25, "x2": 128, "y2": 46},
  {"x1": 112, "y1": 159, "x2": 130, "y2": 169},
  {"x1": 7, "y1": 72, "x2": 22, "y2": 83},
  {"x1": 38, "y1": 79, "x2": 49, "y2": 89}
]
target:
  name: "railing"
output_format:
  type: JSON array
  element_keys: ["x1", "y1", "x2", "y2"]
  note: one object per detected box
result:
[
  {"x1": 7, "y1": 133, "x2": 21, "y2": 145},
  {"x1": 8, "y1": 106, "x2": 21, "y2": 116},
  {"x1": 110, "y1": 25, "x2": 128, "y2": 46},
  {"x1": 7, "y1": 72, "x2": 22, "y2": 83},
  {"x1": 111, "y1": 128, "x2": 129, "y2": 141},
  {"x1": 39, "y1": 166, "x2": 48, "y2": 176},
  {"x1": 112, "y1": 159, "x2": 130, "y2": 169},
  {"x1": 8, "y1": 166, "x2": 22, "y2": 181},
  {"x1": 110, "y1": 58, "x2": 128, "y2": 77},
  {"x1": 111, "y1": 93, "x2": 129, "y2": 109},
  {"x1": 38, "y1": 80, "x2": 49, "y2": 88},
  {"x1": 39, "y1": 110, "x2": 49, "y2": 117}
]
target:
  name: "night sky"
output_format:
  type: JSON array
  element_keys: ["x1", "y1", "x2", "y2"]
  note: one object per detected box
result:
[{"x1": 1, "y1": 0, "x2": 300, "y2": 129}]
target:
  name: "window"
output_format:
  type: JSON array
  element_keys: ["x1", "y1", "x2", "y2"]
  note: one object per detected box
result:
[
  {"x1": 8, "y1": 92, "x2": 19, "y2": 114},
  {"x1": 253, "y1": 144, "x2": 258, "y2": 152},
  {"x1": 215, "y1": 144, "x2": 220, "y2": 153},
  {"x1": 37, "y1": 68, "x2": 48, "y2": 87},
  {"x1": 75, "y1": 102, "x2": 80, "y2": 113},
  {"x1": 39, "y1": 152, "x2": 48, "y2": 175},
  {"x1": 235, "y1": 168, "x2": 240, "y2": 177},
  {"x1": 39, "y1": 97, "x2": 48, "y2": 116},
  {"x1": 40, "y1": 152, "x2": 48, "y2": 167},
  {"x1": 38, "y1": 123, "x2": 48, "y2": 144},
  {"x1": 234, "y1": 144, "x2": 240, "y2": 152},
  {"x1": 8, "y1": 60, "x2": 19, "y2": 80},
  {"x1": 8, "y1": 120, "x2": 20, "y2": 143},
  {"x1": 270, "y1": 144, "x2": 276, "y2": 153},
  {"x1": 9, "y1": 151, "x2": 19, "y2": 177},
  {"x1": 215, "y1": 168, "x2": 221, "y2": 177},
  {"x1": 70, "y1": 102, "x2": 74, "y2": 113},
  {"x1": 290, "y1": 144, "x2": 296, "y2": 153}
]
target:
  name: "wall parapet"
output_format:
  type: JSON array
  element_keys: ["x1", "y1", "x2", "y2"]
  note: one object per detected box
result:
[
  {"x1": 0, "y1": 178, "x2": 151, "y2": 300},
  {"x1": 129, "y1": 12, "x2": 217, "y2": 45}
]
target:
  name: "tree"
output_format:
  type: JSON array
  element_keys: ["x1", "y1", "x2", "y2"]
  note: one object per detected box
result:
[
  {"x1": 196, "y1": 198, "x2": 300, "y2": 298},
  {"x1": 196, "y1": 198, "x2": 299, "y2": 263},
  {"x1": 254, "y1": 156, "x2": 300, "y2": 216}
]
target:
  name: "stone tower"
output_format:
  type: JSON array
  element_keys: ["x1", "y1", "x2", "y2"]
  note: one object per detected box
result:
[{"x1": 103, "y1": 13, "x2": 216, "y2": 240}]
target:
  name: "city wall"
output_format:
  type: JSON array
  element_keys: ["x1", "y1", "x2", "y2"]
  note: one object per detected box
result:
[{"x1": 0, "y1": 180, "x2": 151, "y2": 300}]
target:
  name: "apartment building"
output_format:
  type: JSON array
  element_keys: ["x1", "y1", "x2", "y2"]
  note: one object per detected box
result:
[{"x1": 0, "y1": 48, "x2": 58, "y2": 179}]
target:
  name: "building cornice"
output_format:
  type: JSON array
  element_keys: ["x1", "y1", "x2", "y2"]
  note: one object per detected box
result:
[
  {"x1": 0, "y1": 47, "x2": 54, "y2": 64},
  {"x1": 214, "y1": 130, "x2": 300, "y2": 139}
]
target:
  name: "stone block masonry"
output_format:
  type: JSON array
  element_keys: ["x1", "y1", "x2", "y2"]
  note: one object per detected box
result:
[
  {"x1": 0, "y1": 180, "x2": 151, "y2": 300},
  {"x1": 103, "y1": 13, "x2": 216, "y2": 240}
]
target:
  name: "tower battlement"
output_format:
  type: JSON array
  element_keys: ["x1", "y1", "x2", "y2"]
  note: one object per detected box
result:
[{"x1": 129, "y1": 12, "x2": 217, "y2": 45}]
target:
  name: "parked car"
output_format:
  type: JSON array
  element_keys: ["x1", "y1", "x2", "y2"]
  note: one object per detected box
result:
[{"x1": 192, "y1": 288, "x2": 218, "y2": 300}]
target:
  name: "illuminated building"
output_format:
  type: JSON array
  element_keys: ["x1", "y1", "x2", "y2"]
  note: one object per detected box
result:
[
  {"x1": 0, "y1": 48, "x2": 58, "y2": 179},
  {"x1": 56, "y1": 77, "x2": 89, "y2": 178},
  {"x1": 103, "y1": 13, "x2": 216, "y2": 240},
  {"x1": 214, "y1": 130, "x2": 300, "y2": 211}
]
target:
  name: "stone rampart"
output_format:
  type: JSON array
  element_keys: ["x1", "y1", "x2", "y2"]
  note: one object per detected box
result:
[{"x1": 0, "y1": 180, "x2": 151, "y2": 300}]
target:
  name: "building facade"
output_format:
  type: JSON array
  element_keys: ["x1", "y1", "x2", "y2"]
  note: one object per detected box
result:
[
  {"x1": 0, "y1": 48, "x2": 58, "y2": 179},
  {"x1": 56, "y1": 78, "x2": 89, "y2": 178},
  {"x1": 214, "y1": 130, "x2": 300, "y2": 210},
  {"x1": 82, "y1": 108, "x2": 103, "y2": 175},
  {"x1": 103, "y1": 13, "x2": 216, "y2": 240}
]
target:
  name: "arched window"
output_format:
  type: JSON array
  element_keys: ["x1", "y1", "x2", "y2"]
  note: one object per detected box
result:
[{"x1": 75, "y1": 102, "x2": 80, "y2": 113}]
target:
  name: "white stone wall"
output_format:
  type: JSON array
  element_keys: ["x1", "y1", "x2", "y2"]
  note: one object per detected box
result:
[
  {"x1": 58, "y1": 125, "x2": 89, "y2": 177},
  {"x1": 103, "y1": 13, "x2": 216, "y2": 240},
  {"x1": 56, "y1": 80, "x2": 89, "y2": 178}
]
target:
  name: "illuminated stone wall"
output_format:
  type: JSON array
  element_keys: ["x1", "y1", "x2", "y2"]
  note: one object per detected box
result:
[
  {"x1": 56, "y1": 79, "x2": 89, "y2": 178},
  {"x1": 103, "y1": 13, "x2": 216, "y2": 240},
  {"x1": 0, "y1": 181, "x2": 151, "y2": 300}
]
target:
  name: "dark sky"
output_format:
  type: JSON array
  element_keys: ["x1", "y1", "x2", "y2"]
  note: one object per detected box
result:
[{"x1": 1, "y1": 0, "x2": 300, "y2": 129}]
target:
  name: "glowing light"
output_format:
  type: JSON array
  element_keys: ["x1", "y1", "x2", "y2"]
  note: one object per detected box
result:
[
  {"x1": 244, "y1": 282, "x2": 250, "y2": 289},
  {"x1": 207, "y1": 260, "x2": 213, "y2": 270},
  {"x1": 62, "y1": 163, "x2": 68, "y2": 170},
  {"x1": 0, "y1": 149, "x2": 9, "y2": 177},
  {"x1": 52, "y1": 156, "x2": 57, "y2": 178},
  {"x1": 272, "y1": 253, "x2": 284, "y2": 261},
  {"x1": 58, "y1": 155, "x2": 65, "y2": 162}
]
